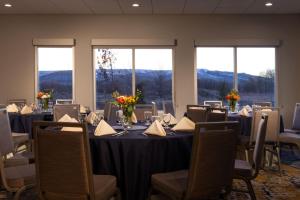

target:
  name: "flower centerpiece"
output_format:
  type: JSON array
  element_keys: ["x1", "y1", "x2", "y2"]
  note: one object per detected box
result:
[
  {"x1": 225, "y1": 89, "x2": 240, "y2": 112},
  {"x1": 37, "y1": 90, "x2": 53, "y2": 111},
  {"x1": 112, "y1": 90, "x2": 141, "y2": 124}
]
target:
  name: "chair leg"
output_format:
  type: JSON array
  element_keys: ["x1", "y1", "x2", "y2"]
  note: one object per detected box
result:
[
  {"x1": 276, "y1": 146, "x2": 282, "y2": 175},
  {"x1": 243, "y1": 178, "x2": 256, "y2": 200},
  {"x1": 245, "y1": 149, "x2": 249, "y2": 162}
]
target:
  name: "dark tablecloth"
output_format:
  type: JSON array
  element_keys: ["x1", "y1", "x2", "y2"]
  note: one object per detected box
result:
[
  {"x1": 89, "y1": 126, "x2": 193, "y2": 200},
  {"x1": 9, "y1": 112, "x2": 53, "y2": 138}
]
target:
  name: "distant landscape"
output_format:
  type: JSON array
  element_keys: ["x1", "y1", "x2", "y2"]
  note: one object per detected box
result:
[{"x1": 39, "y1": 68, "x2": 274, "y2": 109}]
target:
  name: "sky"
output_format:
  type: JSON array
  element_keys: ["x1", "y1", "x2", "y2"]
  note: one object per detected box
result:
[
  {"x1": 38, "y1": 47, "x2": 275, "y2": 75},
  {"x1": 197, "y1": 47, "x2": 275, "y2": 75}
]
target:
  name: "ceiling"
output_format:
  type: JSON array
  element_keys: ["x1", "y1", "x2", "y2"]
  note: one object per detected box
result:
[{"x1": 0, "y1": 0, "x2": 300, "y2": 14}]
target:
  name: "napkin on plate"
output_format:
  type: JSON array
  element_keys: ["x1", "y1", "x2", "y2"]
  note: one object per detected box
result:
[
  {"x1": 144, "y1": 120, "x2": 166, "y2": 136},
  {"x1": 171, "y1": 117, "x2": 195, "y2": 132},
  {"x1": 94, "y1": 119, "x2": 117, "y2": 136},
  {"x1": 161, "y1": 113, "x2": 178, "y2": 125},
  {"x1": 58, "y1": 114, "x2": 82, "y2": 132},
  {"x1": 6, "y1": 103, "x2": 19, "y2": 113},
  {"x1": 131, "y1": 112, "x2": 138, "y2": 124},
  {"x1": 239, "y1": 107, "x2": 249, "y2": 117},
  {"x1": 86, "y1": 112, "x2": 99, "y2": 125},
  {"x1": 20, "y1": 105, "x2": 33, "y2": 115}
]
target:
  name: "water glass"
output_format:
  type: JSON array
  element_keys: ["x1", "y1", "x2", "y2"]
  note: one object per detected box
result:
[
  {"x1": 116, "y1": 110, "x2": 123, "y2": 125},
  {"x1": 151, "y1": 115, "x2": 161, "y2": 123},
  {"x1": 144, "y1": 111, "x2": 152, "y2": 125},
  {"x1": 162, "y1": 114, "x2": 171, "y2": 128}
]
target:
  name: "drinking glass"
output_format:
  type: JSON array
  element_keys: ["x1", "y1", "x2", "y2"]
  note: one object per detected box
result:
[
  {"x1": 116, "y1": 110, "x2": 123, "y2": 125},
  {"x1": 151, "y1": 115, "x2": 161, "y2": 123},
  {"x1": 144, "y1": 111, "x2": 152, "y2": 125},
  {"x1": 162, "y1": 114, "x2": 171, "y2": 128},
  {"x1": 121, "y1": 116, "x2": 129, "y2": 134}
]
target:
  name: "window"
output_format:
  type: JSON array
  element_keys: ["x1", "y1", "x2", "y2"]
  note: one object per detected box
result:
[
  {"x1": 94, "y1": 48, "x2": 173, "y2": 110},
  {"x1": 196, "y1": 47, "x2": 276, "y2": 106},
  {"x1": 37, "y1": 47, "x2": 74, "y2": 101}
]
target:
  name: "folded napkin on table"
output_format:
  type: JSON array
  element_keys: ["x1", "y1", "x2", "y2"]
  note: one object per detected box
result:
[
  {"x1": 131, "y1": 112, "x2": 138, "y2": 124},
  {"x1": 94, "y1": 119, "x2": 117, "y2": 136},
  {"x1": 144, "y1": 120, "x2": 166, "y2": 136},
  {"x1": 171, "y1": 117, "x2": 195, "y2": 132},
  {"x1": 20, "y1": 105, "x2": 33, "y2": 115},
  {"x1": 244, "y1": 105, "x2": 252, "y2": 112},
  {"x1": 161, "y1": 113, "x2": 178, "y2": 125},
  {"x1": 239, "y1": 107, "x2": 249, "y2": 117},
  {"x1": 6, "y1": 103, "x2": 19, "y2": 113},
  {"x1": 58, "y1": 114, "x2": 82, "y2": 132},
  {"x1": 261, "y1": 108, "x2": 272, "y2": 112},
  {"x1": 80, "y1": 105, "x2": 87, "y2": 113},
  {"x1": 86, "y1": 112, "x2": 99, "y2": 125}
]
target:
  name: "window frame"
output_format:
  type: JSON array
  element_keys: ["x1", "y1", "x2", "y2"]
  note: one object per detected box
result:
[
  {"x1": 195, "y1": 46, "x2": 278, "y2": 106},
  {"x1": 34, "y1": 46, "x2": 75, "y2": 103},
  {"x1": 92, "y1": 46, "x2": 175, "y2": 111}
]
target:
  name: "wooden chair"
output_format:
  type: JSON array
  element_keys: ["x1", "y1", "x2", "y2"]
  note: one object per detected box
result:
[
  {"x1": 162, "y1": 101, "x2": 175, "y2": 116},
  {"x1": 151, "y1": 121, "x2": 239, "y2": 200},
  {"x1": 0, "y1": 108, "x2": 35, "y2": 199},
  {"x1": 55, "y1": 99, "x2": 73, "y2": 105},
  {"x1": 186, "y1": 105, "x2": 209, "y2": 123},
  {"x1": 233, "y1": 114, "x2": 268, "y2": 200},
  {"x1": 7, "y1": 99, "x2": 27, "y2": 107},
  {"x1": 252, "y1": 102, "x2": 272, "y2": 107},
  {"x1": 206, "y1": 107, "x2": 228, "y2": 122},
  {"x1": 33, "y1": 121, "x2": 120, "y2": 200},
  {"x1": 135, "y1": 104, "x2": 157, "y2": 121},
  {"x1": 53, "y1": 104, "x2": 80, "y2": 121}
]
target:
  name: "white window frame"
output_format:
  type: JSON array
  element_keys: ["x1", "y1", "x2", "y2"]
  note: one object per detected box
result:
[
  {"x1": 92, "y1": 46, "x2": 175, "y2": 111},
  {"x1": 34, "y1": 46, "x2": 75, "y2": 103},
  {"x1": 195, "y1": 45, "x2": 278, "y2": 106}
]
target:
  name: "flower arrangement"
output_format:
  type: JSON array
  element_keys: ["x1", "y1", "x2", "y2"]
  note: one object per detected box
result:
[
  {"x1": 225, "y1": 89, "x2": 240, "y2": 112},
  {"x1": 36, "y1": 90, "x2": 53, "y2": 110},
  {"x1": 112, "y1": 90, "x2": 141, "y2": 121}
]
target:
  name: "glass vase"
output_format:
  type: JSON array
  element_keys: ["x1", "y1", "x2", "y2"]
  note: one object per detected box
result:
[{"x1": 229, "y1": 100, "x2": 237, "y2": 112}]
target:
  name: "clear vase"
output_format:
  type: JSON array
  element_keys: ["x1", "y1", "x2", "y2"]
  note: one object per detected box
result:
[{"x1": 229, "y1": 101, "x2": 237, "y2": 112}]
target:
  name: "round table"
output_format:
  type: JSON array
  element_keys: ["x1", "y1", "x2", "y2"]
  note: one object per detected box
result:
[
  {"x1": 9, "y1": 112, "x2": 53, "y2": 137},
  {"x1": 88, "y1": 126, "x2": 193, "y2": 200}
]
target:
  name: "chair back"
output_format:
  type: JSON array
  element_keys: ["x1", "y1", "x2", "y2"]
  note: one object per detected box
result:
[
  {"x1": 0, "y1": 108, "x2": 14, "y2": 155},
  {"x1": 204, "y1": 100, "x2": 223, "y2": 108},
  {"x1": 162, "y1": 101, "x2": 175, "y2": 116},
  {"x1": 206, "y1": 108, "x2": 228, "y2": 122},
  {"x1": 292, "y1": 103, "x2": 300, "y2": 130},
  {"x1": 185, "y1": 121, "x2": 239, "y2": 199},
  {"x1": 104, "y1": 102, "x2": 119, "y2": 123},
  {"x1": 252, "y1": 115, "x2": 268, "y2": 176},
  {"x1": 53, "y1": 104, "x2": 80, "y2": 121},
  {"x1": 55, "y1": 99, "x2": 73, "y2": 105},
  {"x1": 253, "y1": 102, "x2": 272, "y2": 107},
  {"x1": 7, "y1": 99, "x2": 26, "y2": 107},
  {"x1": 134, "y1": 104, "x2": 156, "y2": 121},
  {"x1": 251, "y1": 107, "x2": 279, "y2": 143},
  {"x1": 186, "y1": 105, "x2": 209, "y2": 123},
  {"x1": 33, "y1": 121, "x2": 95, "y2": 200}
]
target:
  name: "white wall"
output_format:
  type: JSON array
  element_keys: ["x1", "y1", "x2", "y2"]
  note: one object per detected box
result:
[{"x1": 0, "y1": 14, "x2": 300, "y2": 127}]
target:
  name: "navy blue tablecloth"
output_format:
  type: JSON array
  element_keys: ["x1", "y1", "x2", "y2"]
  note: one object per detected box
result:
[
  {"x1": 89, "y1": 126, "x2": 193, "y2": 200},
  {"x1": 9, "y1": 112, "x2": 53, "y2": 138}
]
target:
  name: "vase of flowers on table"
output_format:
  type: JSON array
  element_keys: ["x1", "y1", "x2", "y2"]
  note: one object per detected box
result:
[
  {"x1": 112, "y1": 90, "x2": 141, "y2": 127},
  {"x1": 225, "y1": 89, "x2": 240, "y2": 112},
  {"x1": 37, "y1": 90, "x2": 53, "y2": 111}
]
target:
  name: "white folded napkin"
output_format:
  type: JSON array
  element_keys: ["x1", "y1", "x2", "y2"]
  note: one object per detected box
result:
[
  {"x1": 58, "y1": 114, "x2": 82, "y2": 132},
  {"x1": 161, "y1": 113, "x2": 178, "y2": 125},
  {"x1": 94, "y1": 119, "x2": 117, "y2": 136},
  {"x1": 171, "y1": 117, "x2": 195, "y2": 132},
  {"x1": 239, "y1": 107, "x2": 249, "y2": 117},
  {"x1": 6, "y1": 103, "x2": 19, "y2": 113},
  {"x1": 20, "y1": 105, "x2": 33, "y2": 115},
  {"x1": 261, "y1": 108, "x2": 272, "y2": 112},
  {"x1": 86, "y1": 112, "x2": 99, "y2": 124},
  {"x1": 80, "y1": 105, "x2": 86, "y2": 113},
  {"x1": 144, "y1": 120, "x2": 166, "y2": 136},
  {"x1": 131, "y1": 112, "x2": 138, "y2": 124},
  {"x1": 244, "y1": 105, "x2": 252, "y2": 112}
]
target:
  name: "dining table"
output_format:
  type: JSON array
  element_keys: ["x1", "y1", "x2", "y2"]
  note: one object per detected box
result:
[{"x1": 88, "y1": 125, "x2": 193, "y2": 200}]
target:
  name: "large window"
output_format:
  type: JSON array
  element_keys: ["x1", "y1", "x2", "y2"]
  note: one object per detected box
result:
[
  {"x1": 37, "y1": 47, "x2": 74, "y2": 101},
  {"x1": 94, "y1": 48, "x2": 173, "y2": 110},
  {"x1": 197, "y1": 47, "x2": 276, "y2": 106}
]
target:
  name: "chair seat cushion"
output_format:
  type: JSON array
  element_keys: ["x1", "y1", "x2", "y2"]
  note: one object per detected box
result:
[
  {"x1": 4, "y1": 163, "x2": 35, "y2": 188},
  {"x1": 151, "y1": 170, "x2": 188, "y2": 200},
  {"x1": 93, "y1": 175, "x2": 117, "y2": 200},
  {"x1": 234, "y1": 160, "x2": 252, "y2": 178},
  {"x1": 279, "y1": 132, "x2": 300, "y2": 148}
]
